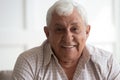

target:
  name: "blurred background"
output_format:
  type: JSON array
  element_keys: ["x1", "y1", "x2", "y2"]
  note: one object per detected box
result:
[{"x1": 0, "y1": 0, "x2": 120, "y2": 70}]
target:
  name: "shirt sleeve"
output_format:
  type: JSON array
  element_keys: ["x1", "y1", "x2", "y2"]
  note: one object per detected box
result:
[
  {"x1": 11, "y1": 53, "x2": 35, "y2": 80},
  {"x1": 107, "y1": 54, "x2": 120, "y2": 80}
]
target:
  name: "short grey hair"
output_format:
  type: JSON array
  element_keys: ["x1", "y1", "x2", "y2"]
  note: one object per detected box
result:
[{"x1": 46, "y1": 0, "x2": 88, "y2": 26}]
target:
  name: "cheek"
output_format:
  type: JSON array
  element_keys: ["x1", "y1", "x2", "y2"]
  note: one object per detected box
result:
[
  {"x1": 48, "y1": 33, "x2": 61, "y2": 44},
  {"x1": 77, "y1": 36, "x2": 86, "y2": 50},
  {"x1": 76, "y1": 34, "x2": 87, "y2": 42}
]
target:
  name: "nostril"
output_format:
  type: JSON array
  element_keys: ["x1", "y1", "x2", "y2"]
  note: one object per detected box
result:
[{"x1": 62, "y1": 35, "x2": 73, "y2": 42}]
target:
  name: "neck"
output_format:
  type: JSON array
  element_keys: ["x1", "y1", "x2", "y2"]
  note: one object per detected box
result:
[
  {"x1": 59, "y1": 59, "x2": 79, "y2": 80},
  {"x1": 59, "y1": 59, "x2": 79, "y2": 69}
]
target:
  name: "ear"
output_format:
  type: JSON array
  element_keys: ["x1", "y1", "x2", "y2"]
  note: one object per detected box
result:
[
  {"x1": 86, "y1": 25, "x2": 91, "y2": 38},
  {"x1": 44, "y1": 26, "x2": 49, "y2": 38}
]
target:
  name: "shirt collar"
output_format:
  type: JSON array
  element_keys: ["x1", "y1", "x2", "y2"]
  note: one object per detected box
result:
[
  {"x1": 43, "y1": 40, "x2": 54, "y2": 66},
  {"x1": 76, "y1": 45, "x2": 91, "y2": 69},
  {"x1": 82, "y1": 45, "x2": 91, "y2": 64}
]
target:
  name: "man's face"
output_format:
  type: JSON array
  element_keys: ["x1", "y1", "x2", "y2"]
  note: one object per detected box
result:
[{"x1": 44, "y1": 9, "x2": 90, "y2": 62}]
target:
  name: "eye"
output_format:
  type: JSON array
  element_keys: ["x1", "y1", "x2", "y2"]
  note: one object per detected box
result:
[
  {"x1": 54, "y1": 24, "x2": 65, "y2": 33},
  {"x1": 55, "y1": 27, "x2": 64, "y2": 33},
  {"x1": 56, "y1": 28, "x2": 62, "y2": 31},
  {"x1": 72, "y1": 27, "x2": 77, "y2": 31},
  {"x1": 71, "y1": 27, "x2": 78, "y2": 31},
  {"x1": 71, "y1": 26, "x2": 80, "y2": 33}
]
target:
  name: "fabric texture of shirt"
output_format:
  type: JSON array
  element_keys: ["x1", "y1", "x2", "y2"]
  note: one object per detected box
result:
[{"x1": 11, "y1": 40, "x2": 120, "y2": 80}]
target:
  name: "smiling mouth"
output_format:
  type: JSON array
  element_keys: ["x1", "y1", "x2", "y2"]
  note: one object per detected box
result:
[{"x1": 61, "y1": 45, "x2": 76, "y2": 49}]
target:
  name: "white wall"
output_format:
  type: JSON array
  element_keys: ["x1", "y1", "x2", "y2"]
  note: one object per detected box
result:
[
  {"x1": 114, "y1": 0, "x2": 120, "y2": 62},
  {"x1": 0, "y1": 0, "x2": 119, "y2": 70}
]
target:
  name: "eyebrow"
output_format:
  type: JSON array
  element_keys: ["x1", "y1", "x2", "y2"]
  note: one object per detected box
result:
[
  {"x1": 54, "y1": 22, "x2": 79, "y2": 28},
  {"x1": 55, "y1": 23, "x2": 64, "y2": 27},
  {"x1": 71, "y1": 22, "x2": 78, "y2": 25}
]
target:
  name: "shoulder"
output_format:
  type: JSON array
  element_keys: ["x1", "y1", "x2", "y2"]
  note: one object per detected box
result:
[
  {"x1": 86, "y1": 44, "x2": 120, "y2": 79},
  {"x1": 18, "y1": 40, "x2": 48, "y2": 61},
  {"x1": 86, "y1": 44, "x2": 113, "y2": 72},
  {"x1": 14, "y1": 45, "x2": 44, "y2": 71},
  {"x1": 12, "y1": 41, "x2": 48, "y2": 79},
  {"x1": 17, "y1": 45, "x2": 43, "y2": 63},
  {"x1": 15, "y1": 41, "x2": 49, "y2": 69},
  {"x1": 19, "y1": 45, "x2": 43, "y2": 60},
  {"x1": 86, "y1": 44, "x2": 112, "y2": 62}
]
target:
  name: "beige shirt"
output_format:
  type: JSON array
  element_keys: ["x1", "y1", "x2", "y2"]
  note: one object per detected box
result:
[{"x1": 11, "y1": 40, "x2": 120, "y2": 80}]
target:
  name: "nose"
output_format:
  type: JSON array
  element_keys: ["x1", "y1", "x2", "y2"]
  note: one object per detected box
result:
[{"x1": 62, "y1": 29, "x2": 73, "y2": 42}]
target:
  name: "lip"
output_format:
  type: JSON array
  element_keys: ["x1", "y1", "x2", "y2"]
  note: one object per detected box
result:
[{"x1": 61, "y1": 45, "x2": 76, "y2": 49}]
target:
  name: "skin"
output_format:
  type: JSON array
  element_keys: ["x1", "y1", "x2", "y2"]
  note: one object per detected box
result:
[{"x1": 44, "y1": 8, "x2": 90, "y2": 79}]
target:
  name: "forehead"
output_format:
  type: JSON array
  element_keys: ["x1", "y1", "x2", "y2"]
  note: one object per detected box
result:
[{"x1": 50, "y1": 9, "x2": 84, "y2": 25}]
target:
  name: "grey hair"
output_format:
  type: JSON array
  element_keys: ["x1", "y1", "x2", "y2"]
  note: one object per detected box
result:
[{"x1": 46, "y1": 0, "x2": 88, "y2": 26}]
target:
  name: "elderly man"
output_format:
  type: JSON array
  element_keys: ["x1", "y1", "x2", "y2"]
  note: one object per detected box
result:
[{"x1": 11, "y1": 0, "x2": 120, "y2": 80}]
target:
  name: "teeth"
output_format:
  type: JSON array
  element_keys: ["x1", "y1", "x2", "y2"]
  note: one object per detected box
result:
[{"x1": 62, "y1": 45, "x2": 74, "y2": 48}]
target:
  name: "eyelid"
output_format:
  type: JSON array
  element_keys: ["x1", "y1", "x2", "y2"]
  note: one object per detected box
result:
[
  {"x1": 72, "y1": 28, "x2": 78, "y2": 32},
  {"x1": 71, "y1": 26, "x2": 81, "y2": 33},
  {"x1": 56, "y1": 27, "x2": 63, "y2": 31},
  {"x1": 55, "y1": 27, "x2": 64, "y2": 33},
  {"x1": 71, "y1": 26, "x2": 79, "y2": 29}
]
